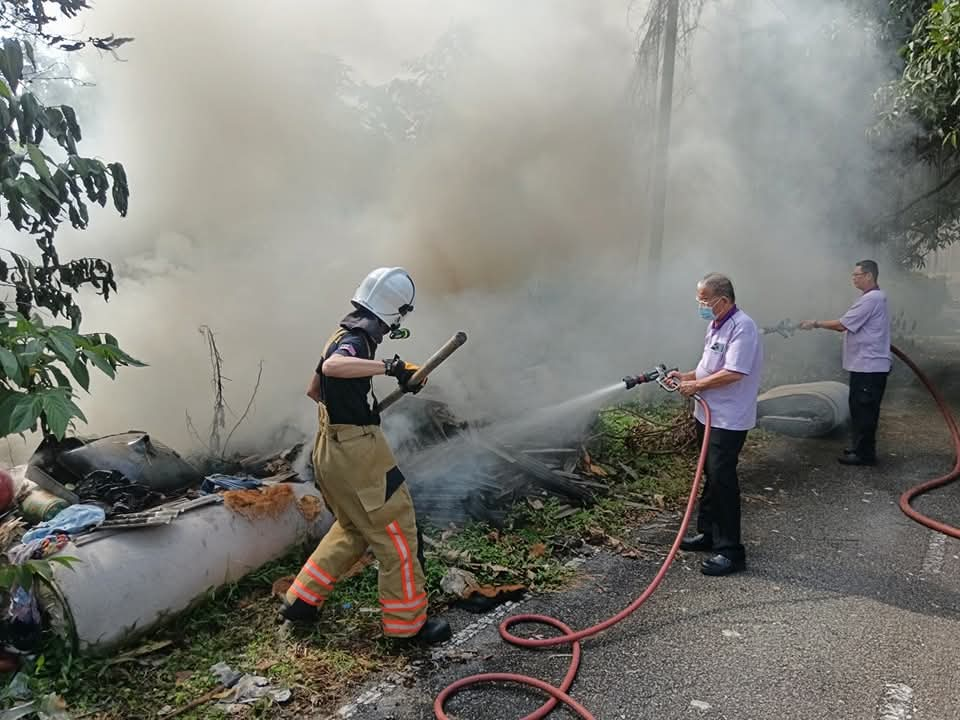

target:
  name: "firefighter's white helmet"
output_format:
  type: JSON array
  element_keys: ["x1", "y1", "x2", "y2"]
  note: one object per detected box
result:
[{"x1": 351, "y1": 267, "x2": 416, "y2": 328}]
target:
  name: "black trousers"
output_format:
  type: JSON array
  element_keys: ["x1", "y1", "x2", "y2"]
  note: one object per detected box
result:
[
  {"x1": 695, "y1": 421, "x2": 748, "y2": 561},
  {"x1": 848, "y1": 371, "x2": 888, "y2": 461}
]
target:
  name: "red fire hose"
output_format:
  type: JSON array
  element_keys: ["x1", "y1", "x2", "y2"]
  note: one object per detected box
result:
[
  {"x1": 434, "y1": 345, "x2": 960, "y2": 719},
  {"x1": 892, "y1": 345, "x2": 960, "y2": 539}
]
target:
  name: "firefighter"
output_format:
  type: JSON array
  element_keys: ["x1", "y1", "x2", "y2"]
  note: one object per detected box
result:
[{"x1": 280, "y1": 267, "x2": 452, "y2": 645}]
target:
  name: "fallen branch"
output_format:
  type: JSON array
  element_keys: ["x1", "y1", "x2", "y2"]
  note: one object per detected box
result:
[
  {"x1": 184, "y1": 410, "x2": 210, "y2": 453},
  {"x1": 199, "y1": 325, "x2": 227, "y2": 455},
  {"x1": 162, "y1": 684, "x2": 226, "y2": 719},
  {"x1": 222, "y1": 359, "x2": 264, "y2": 457}
]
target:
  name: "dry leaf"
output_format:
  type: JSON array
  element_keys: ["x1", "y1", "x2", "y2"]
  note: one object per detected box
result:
[
  {"x1": 271, "y1": 576, "x2": 295, "y2": 598},
  {"x1": 343, "y1": 551, "x2": 376, "y2": 579}
]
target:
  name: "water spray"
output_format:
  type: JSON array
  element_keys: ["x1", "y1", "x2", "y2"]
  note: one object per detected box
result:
[{"x1": 435, "y1": 360, "x2": 711, "y2": 720}]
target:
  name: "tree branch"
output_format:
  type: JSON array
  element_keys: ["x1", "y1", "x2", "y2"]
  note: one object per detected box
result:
[
  {"x1": 221, "y1": 360, "x2": 264, "y2": 458},
  {"x1": 884, "y1": 163, "x2": 960, "y2": 221}
]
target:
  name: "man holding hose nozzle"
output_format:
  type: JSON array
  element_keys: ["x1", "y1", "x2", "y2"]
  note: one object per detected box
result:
[
  {"x1": 799, "y1": 259, "x2": 891, "y2": 466},
  {"x1": 279, "y1": 267, "x2": 452, "y2": 645},
  {"x1": 667, "y1": 273, "x2": 763, "y2": 576}
]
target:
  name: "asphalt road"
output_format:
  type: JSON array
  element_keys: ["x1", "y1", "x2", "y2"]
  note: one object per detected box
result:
[{"x1": 339, "y1": 381, "x2": 960, "y2": 720}]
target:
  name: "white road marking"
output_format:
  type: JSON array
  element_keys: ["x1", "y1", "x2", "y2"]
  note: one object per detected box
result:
[
  {"x1": 875, "y1": 682, "x2": 914, "y2": 720},
  {"x1": 922, "y1": 532, "x2": 947, "y2": 576},
  {"x1": 335, "y1": 597, "x2": 527, "y2": 718}
]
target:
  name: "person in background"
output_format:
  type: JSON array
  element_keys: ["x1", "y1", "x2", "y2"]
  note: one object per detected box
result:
[
  {"x1": 668, "y1": 272, "x2": 763, "y2": 577},
  {"x1": 799, "y1": 259, "x2": 892, "y2": 466}
]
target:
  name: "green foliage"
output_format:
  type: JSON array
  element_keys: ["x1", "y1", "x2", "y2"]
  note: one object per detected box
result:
[
  {"x1": 881, "y1": 1, "x2": 960, "y2": 152},
  {"x1": 0, "y1": 3, "x2": 138, "y2": 441},
  {"x1": 0, "y1": 312, "x2": 145, "y2": 439},
  {"x1": 0, "y1": 555, "x2": 80, "y2": 593},
  {"x1": 0, "y1": 32, "x2": 130, "y2": 324}
]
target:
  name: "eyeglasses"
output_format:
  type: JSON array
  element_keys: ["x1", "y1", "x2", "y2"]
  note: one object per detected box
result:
[{"x1": 851, "y1": 272, "x2": 867, "y2": 278}]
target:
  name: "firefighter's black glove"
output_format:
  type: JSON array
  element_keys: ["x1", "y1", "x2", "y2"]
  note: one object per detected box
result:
[{"x1": 383, "y1": 355, "x2": 426, "y2": 394}]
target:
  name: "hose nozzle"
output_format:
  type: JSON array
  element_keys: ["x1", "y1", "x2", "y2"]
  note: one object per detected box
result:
[
  {"x1": 762, "y1": 319, "x2": 798, "y2": 338},
  {"x1": 623, "y1": 364, "x2": 673, "y2": 390}
]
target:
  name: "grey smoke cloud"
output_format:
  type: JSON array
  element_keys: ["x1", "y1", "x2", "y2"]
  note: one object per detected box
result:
[{"x1": 0, "y1": 0, "x2": 921, "y2": 463}]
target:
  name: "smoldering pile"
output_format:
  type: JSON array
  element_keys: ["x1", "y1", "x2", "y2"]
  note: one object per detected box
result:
[{"x1": 384, "y1": 397, "x2": 612, "y2": 526}]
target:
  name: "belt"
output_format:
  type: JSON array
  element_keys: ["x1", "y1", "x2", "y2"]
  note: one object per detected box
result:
[{"x1": 329, "y1": 424, "x2": 375, "y2": 443}]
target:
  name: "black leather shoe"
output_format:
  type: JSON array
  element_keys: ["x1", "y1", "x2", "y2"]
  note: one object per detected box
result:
[
  {"x1": 278, "y1": 598, "x2": 319, "y2": 624},
  {"x1": 680, "y1": 533, "x2": 713, "y2": 552},
  {"x1": 842, "y1": 448, "x2": 857, "y2": 456},
  {"x1": 838, "y1": 454, "x2": 876, "y2": 466},
  {"x1": 701, "y1": 554, "x2": 745, "y2": 576}
]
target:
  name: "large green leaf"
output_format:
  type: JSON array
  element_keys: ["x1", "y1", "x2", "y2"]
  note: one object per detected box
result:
[
  {"x1": 0, "y1": 390, "x2": 23, "y2": 435},
  {"x1": 23, "y1": 41, "x2": 35, "y2": 71},
  {"x1": 47, "y1": 327, "x2": 78, "y2": 365},
  {"x1": 40, "y1": 388, "x2": 83, "y2": 439},
  {"x1": 48, "y1": 365, "x2": 72, "y2": 389},
  {"x1": 0, "y1": 345, "x2": 22, "y2": 384},
  {"x1": 98, "y1": 342, "x2": 146, "y2": 368},
  {"x1": 108, "y1": 162, "x2": 128, "y2": 216},
  {"x1": 70, "y1": 357, "x2": 90, "y2": 391},
  {"x1": 82, "y1": 347, "x2": 115, "y2": 378},
  {"x1": 46, "y1": 555, "x2": 81, "y2": 570},
  {"x1": 61, "y1": 105, "x2": 81, "y2": 142},
  {"x1": 0, "y1": 565, "x2": 16, "y2": 590},
  {"x1": 26, "y1": 559, "x2": 53, "y2": 581},
  {"x1": 19, "y1": 93, "x2": 41, "y2": 144},
  {"x1": 19, "y1": 337, "x2": 44, "y2": 368},
  {"x1": 26, "y1": 144, "x2": 53, "y2": 184},
  {"x1": 14, "y1": 176, "x2": 47, "y2": 214},
  {"x1": 0, "y1": 39, "x2": 23, "y2": 94},
  {"x1": 6, "y1": 392, "x2": 41, "y2": 434}
]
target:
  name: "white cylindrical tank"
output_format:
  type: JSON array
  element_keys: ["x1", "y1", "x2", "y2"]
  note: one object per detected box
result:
[
  {"x1": 756, "y1": 381, "x2": 850, "y2": 438},
  {"x1": 43, "y1": 482, "x2": 332, "y2": 654}
]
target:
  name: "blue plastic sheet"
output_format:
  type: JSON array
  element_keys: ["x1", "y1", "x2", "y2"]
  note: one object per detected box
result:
[
  {"x1": 201, "y1": 474, "x2": 262, "y2": 494},
  {"x1": 21, "y1": 504, "x2": 106, "y2": 543}
]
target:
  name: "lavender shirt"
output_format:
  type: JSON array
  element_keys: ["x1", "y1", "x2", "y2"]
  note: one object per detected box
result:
[
  {"x1": 693, "y1": 307, "x2": 764, "y2": 432},
  {"x1": 840, "y1": 288, "x2": 891, "y2": 373}
]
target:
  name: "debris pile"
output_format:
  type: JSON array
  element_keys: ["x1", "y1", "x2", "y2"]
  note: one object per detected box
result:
[
  {"x1": 390, "y1": 398, "x2": 645, "y2": 526},
  {"x1": 0, "y1": 429, "x2": 324, "y2": 671}
]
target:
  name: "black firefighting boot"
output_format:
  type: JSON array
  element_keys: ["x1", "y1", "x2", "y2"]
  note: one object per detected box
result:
[{"x1": 391, "y1": 617, "x2": 452, "y2": 646}]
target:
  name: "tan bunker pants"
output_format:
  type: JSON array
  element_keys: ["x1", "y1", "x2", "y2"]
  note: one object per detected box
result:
[{"x1": 286, "y1": 403, "x2": 427, "y2": 637}]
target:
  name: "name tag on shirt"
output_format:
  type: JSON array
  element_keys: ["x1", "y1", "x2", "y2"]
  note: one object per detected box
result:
[{"x1": 710, "y1": 342, "x2": 726, "y2": 353}]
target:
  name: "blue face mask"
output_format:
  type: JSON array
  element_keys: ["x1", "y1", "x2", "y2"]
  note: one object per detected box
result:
[{"x1": 698, "y1": 305, "x2": 714, "y2": 321}]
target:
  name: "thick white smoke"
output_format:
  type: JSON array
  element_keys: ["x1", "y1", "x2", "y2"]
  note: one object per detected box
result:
[{"x1": 0, "y1": 0, "x2": 936, "y2": 463}]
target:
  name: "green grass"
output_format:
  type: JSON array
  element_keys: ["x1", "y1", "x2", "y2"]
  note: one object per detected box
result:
[{"x1": 10, "y1": 401, "x2": 696, "y2": 719}]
